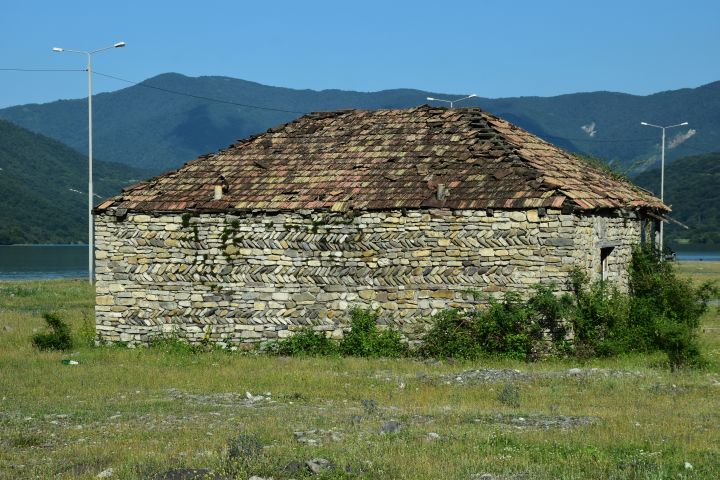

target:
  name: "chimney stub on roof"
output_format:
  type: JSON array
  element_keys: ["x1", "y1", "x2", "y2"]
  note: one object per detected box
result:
[{"x1": 436, "y1": 184, "x2": 447, "y2": 200}]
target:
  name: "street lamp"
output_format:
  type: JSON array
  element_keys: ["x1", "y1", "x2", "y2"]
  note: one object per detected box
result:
[
  {"x1": 426, "y1": 94, "x2": 477, "y2": 108},
  {"x1": 640, "y1": 120, "x2": 689, "y2": 253},
  {"x1": 53, "y1": 41, "x2": 126, "y2": 284}
]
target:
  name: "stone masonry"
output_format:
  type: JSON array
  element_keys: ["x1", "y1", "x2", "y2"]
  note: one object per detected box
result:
[{"x1": 95, "y1": 208, "x2": 645, "y2": 347}]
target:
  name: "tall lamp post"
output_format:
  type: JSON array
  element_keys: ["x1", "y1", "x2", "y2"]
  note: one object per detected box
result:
[
  {"x1": 426, "y1": 94, "x2": 477, "y2": 108},
  {"x1": 53, "y1": 42, "x2": 126, "y2": 284},
  {"x1": 640, "y1": 120, "x2": 688, "y2": 253}
]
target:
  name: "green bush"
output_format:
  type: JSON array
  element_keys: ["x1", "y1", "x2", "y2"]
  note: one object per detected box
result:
[
  {"x1": 419, "y1": 286, "x2": 571, "y2": 360},
  {"x1": 416, "y1": 309, "x2": 482, "y2": 359},
  {"x1": 473, "y1": 293, "x2": 534, "y2": 360},
  {"x1": 418, "y1": 246, "x2": 715, "y2": 368},
  {"x1": 568, "y1": 269, "x2": 632, "y2": 357},
  {"x1": 32, "y1": 312, "x2": 73, "y2": 351},
  {"x1": 273, "y1": 329, "x2": 339, "y2": 356},
  {"x1": 339, "y1": 308, "x2": 407, "y2": 358},
  {"x1": 628, "y1": 245, "x2": 716, "y2": 369},
  {"x1": 563, "y1": 246, "x2": 715, "y2": 367}
]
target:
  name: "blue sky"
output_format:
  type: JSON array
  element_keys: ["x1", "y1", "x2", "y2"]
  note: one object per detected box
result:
[{"x1": 1, "y1": 0, "x2": 718, "y2": 108}]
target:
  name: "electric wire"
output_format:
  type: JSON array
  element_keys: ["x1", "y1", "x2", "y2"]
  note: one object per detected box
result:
[
  {"x1": 2, "y1": 68, "x2": 718, "y2": 151},
  {"x1": 93, "y1": 70, "x2": 306, "y2": 114},
  {"x1": 0, "y1": 68, "x2": 85, "y2": 72}
]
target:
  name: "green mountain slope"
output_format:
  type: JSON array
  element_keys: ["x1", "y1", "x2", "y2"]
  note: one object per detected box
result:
[
  {"x1": 633, "y1": 152, "x2": 720, "y2": 245},
  {"x1": 1, "y1": 73, "x2": 718, "y2": 172},
  {"x1": 0, "y1": 119, "x2": 149, "y2": 244}
]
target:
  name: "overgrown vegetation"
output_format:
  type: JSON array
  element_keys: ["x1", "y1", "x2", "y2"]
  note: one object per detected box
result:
[
  {"x1": 566, "y1": 246, "x2": 716, "y2": 368},
  {"x1": 271, "y1": 308, "x2": 407, "y2": 358},
  {"x1": 270, "y1": 329, "x2": 339, "y2": 357},
  {"x1": 265, "y1": 247, "x2": 715, "y2": 369},
  {"x1": 31, "y1": 312, "x2": 73, "y2": 351},
  {"x1": 628, "y1": 245, "x2": 716, "y2": 369},
  {"x1": 419, "y1": 246, "x2": 717, "y2": 369},
  {"x1": 417, "y1": 286, "x2": 572, "y2": 361},
  {"x1": 339, "y1": 308, "x2": 407, "y2": 358}
]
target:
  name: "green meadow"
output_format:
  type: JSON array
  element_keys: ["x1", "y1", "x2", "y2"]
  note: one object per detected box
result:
[{"x1": 0, "y1": 262, "x2": 718, "y2": 479}]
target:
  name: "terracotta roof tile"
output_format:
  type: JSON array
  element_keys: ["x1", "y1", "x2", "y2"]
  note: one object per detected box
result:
[{"x1": 96, "y1": 106, "x2": 667, "y2": 214}]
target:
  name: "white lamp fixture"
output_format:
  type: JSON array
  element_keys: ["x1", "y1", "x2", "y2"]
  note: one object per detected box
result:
[{"x1": 426, "y1": 94, "x2": 477, "y2": 108}]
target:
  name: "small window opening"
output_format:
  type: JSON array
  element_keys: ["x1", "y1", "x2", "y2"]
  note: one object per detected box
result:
[{"x1": 600, "y1": 247, "x2": 614, "y2": 281}]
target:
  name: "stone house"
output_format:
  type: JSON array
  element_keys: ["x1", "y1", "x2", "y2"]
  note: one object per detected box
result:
[{"x1": 93, "y1": 106, "x2": 667, "y2": 346}]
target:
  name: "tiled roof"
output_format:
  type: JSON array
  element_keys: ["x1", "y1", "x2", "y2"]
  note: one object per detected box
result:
[{"x1": 95, "y1": 106, "x2": 668, "y2": 214}]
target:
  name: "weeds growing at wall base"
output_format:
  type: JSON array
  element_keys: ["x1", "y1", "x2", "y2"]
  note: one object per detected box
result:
[{"x1": 273, "y1": 246, "x2": 717, "y2": 369}]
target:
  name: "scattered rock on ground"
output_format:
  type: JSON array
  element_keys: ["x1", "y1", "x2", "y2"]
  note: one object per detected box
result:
[
  {"x1": 361, "y1": 399, "x2": 377, "y2": 414},
  {"x1": 305, "y1": 458, "x2": 334, "y2": 475},
  {"x1": 154, "y1": 468, "x2": 217, "y2": 480},
  {"x1": 96, "y1": 468, "x2": 114, "y2": 478},
  {"x1": 559, "y1": 368, "x2": 643, "y2": 378},
  {"x1": 474, "y1": 413, "x2": 597, "y2": 429},
  {"x1": 439, "y1": 369, "x2": 528, "y2": 385},
  {"x1": 380, "y1": 421, "x2": 401, "y2": 434},
  {"x1": 434, "y1": 368, "x2": 643, "y2": 386},
  {"x1": 282, "y1": 460, "x2": 304, "y2": 476},
  {"x1": 166, "y1": 389, "x2": 273, "y2": 408},
  {"x1": 294, "y1": 428, "x2": 342, "y2": 445},
  {"x1": 427, "y1": 432, "x2": 441, "y2": 440}
]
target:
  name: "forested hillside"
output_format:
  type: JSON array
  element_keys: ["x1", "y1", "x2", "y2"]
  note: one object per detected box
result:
[
  {"x1": 634, "y1": 152, "x2": 720, "y2": 245},
  {"x1": 0, "y1": 119, "x2": 148, "y2": 244}
]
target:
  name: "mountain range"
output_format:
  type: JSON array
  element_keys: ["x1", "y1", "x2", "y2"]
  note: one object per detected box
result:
[
  {"x1": 0, "y1": 74, "x2": 718, "y2": 246},
  {"x1": 1, "y1": 73, "x2": 718, "y2": 173}
]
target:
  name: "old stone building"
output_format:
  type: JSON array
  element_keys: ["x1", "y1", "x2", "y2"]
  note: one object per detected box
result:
[{"x1": 94, "y1": 106, "x2": 667, "y2": 346}]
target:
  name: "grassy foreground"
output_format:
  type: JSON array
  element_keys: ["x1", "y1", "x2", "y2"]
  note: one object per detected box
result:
[{"x1": 0, "y1": 263, "x2": 718, "y2": 479}]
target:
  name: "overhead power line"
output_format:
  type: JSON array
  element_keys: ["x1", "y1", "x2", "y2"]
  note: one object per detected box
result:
[
  {"x1": 543, "y1": 133, "x2": 658, "y2": 144},
  {"x1": 0, "y1": 68, "x2": 85, "y2": 72},
  {"x1": 2, "y1": 68, "x2": 718, "y2": 151},
  {"x1": 92, "y1": 70, "x2": 306, "y2": 114}
]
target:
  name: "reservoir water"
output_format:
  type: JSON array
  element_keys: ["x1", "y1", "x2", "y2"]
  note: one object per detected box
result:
[{"x1": 0, "y1": 245, "x2": 87, "y2": 280}]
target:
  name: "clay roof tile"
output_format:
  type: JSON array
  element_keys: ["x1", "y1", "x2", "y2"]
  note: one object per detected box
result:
[{"x1": 95, "y1": 106, "x2": 667, "y2": 214}]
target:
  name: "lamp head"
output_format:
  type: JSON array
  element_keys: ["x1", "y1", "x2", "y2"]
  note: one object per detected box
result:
[
  {"x1": 426, "y1": 97, "x2": 436, "y2": 101},
  {"x1": 469, "y1": 94, "x2": 477, "y2": 98},
  {"x1": 640, "y1": 122, "x2": 648, "y2": 126},
  {"x1": 680, "y1": 122, "x2": 689, "y2": 126},
  {"x1": 52, "y1": 47, "x2": 64, "y2": 52},
  {"x1": 114, "y1": 42, "x2": 126, "y2": 48}
]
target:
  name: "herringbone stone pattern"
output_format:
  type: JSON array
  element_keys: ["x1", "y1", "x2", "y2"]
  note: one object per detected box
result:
[{"x1": 95, "y1": 209, "x2": 644, "y2": 347}]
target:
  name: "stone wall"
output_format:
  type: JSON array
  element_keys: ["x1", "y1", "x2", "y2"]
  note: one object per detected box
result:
[{"x1": 94, "y1": 208, "x2": 644, "y2": 347}]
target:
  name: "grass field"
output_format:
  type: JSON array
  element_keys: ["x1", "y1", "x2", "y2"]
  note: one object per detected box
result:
[{"x1": 0, "y1": 263, "x2": 718, "y2": 479}]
